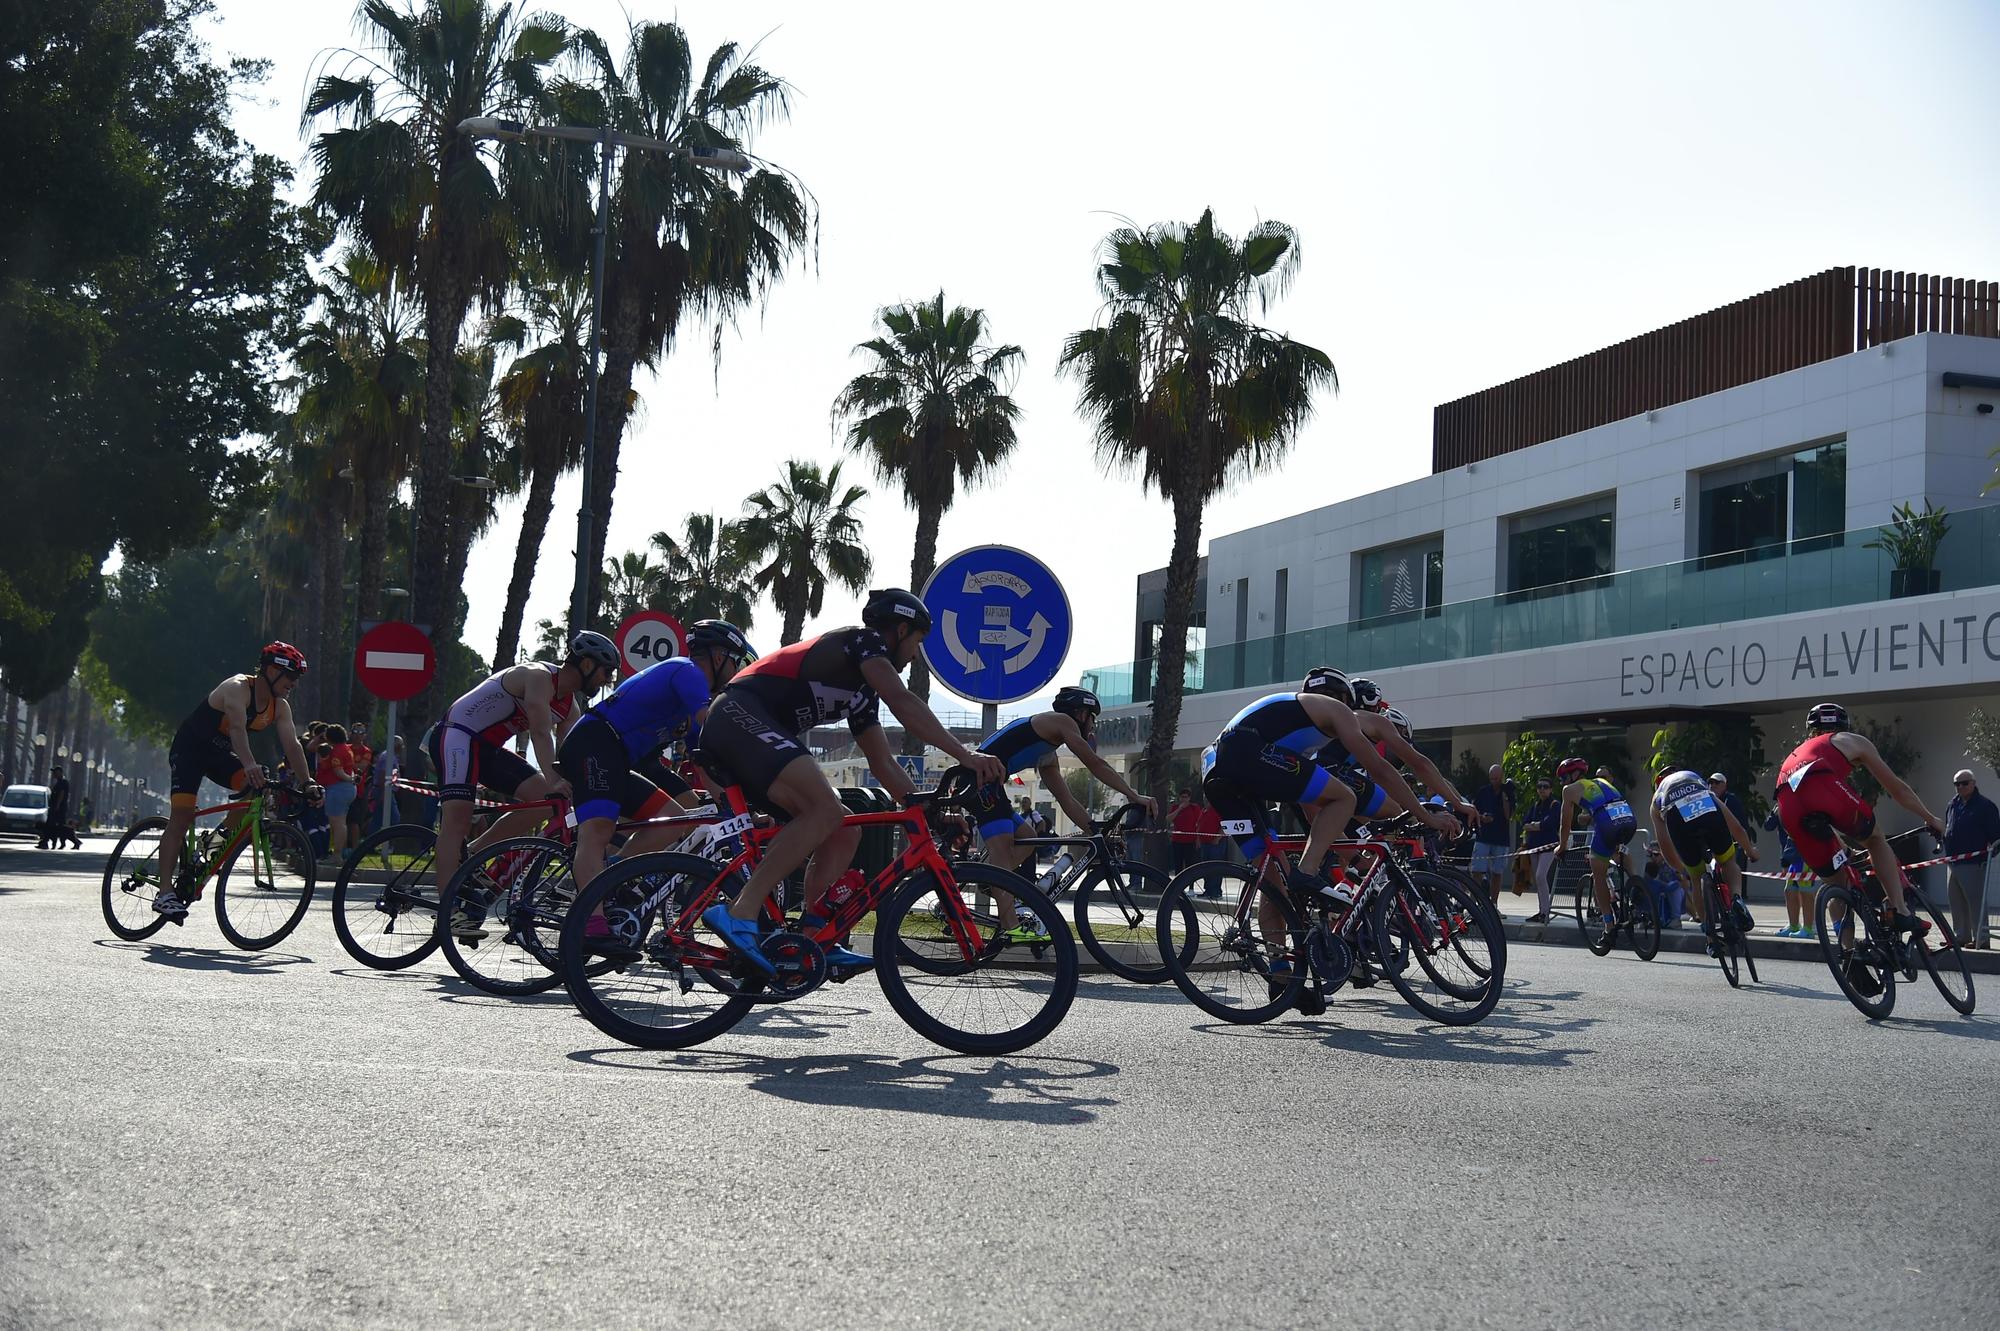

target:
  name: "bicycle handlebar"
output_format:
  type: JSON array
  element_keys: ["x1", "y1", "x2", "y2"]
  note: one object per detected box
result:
[
  {"x1": 904, "y1": 765, "x2": 979, "y2": 811},
  {"x1": 1090, "y1": 803, "x2": 1146, "y2": 835}
]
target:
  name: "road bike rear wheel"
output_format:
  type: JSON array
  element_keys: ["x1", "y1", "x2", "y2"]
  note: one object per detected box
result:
[
  {"x1": 1074, "y1": 859, "x2": 1180, "y2": 983},
  {"x1": 331, "y1": 823, "x2": 440, "y2": 970},
  {"x1": 559, "y1": 851, "x2": 756, "y2": 1049},
  {"x1": 1625, "y1": 878, "x2": 1660, "y2": 961},
  {"x1": 213, "y1": 821, "x2": 317, "y2": 950},
  {"x1": 102, "y1": 817, "x2": 172, "y2": 942},
  {"x1": 875, "y1": 863, "x2": 1078, "y2": 1055},
  {"x1": 1713, "y1": 915, "x2": 1742, "y2": 988},
  {"x1": 1910, "y1": 891, "x2": 1975, "y2": 1015},
  {"x1": 437, "y1": 837, "x2": 574, "y2": 995},
  {"x1": 1814, "y1": 884, "x2": 1895, "y2": 1019},
  {"x1": 1371, "y1": 875, "x2": 1503, "y2": 1025},
  {"x1": 1155, "y1": 861, "x2": 1306, "y2": 1024},
  {"x1": 1583, "y1": 869, "x2": 1619, "y2": 957}
]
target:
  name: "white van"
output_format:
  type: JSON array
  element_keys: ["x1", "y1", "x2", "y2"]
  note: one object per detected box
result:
[{"x1": 0, "y1": 784, "x2": 51, "y2": 838}]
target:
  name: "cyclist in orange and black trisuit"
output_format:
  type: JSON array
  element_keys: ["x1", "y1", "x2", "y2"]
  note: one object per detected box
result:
[{"x1": 153, "y1": 642, "x2": 320, "y2": 920}]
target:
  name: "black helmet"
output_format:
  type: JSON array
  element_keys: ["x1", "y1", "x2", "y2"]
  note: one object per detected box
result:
[
  {"x1": 1300, "y1": 665, "x2": 1353, "y2": 707},
  {"x1": 568, "y1": 630, "x2": 619, "y2": 672},
  {"x1": 1806, "y1": 701, "x2": 1849, "y2": 733},
  {"x1": 862, "y1": 587, "x2": 932, "y2": 633},
  {"x1": 1350, "y1": 677, "x2": 1386, "y2": 712},
  {"x1": 1052, "y1": 686, "x2": 1101, "y2": 718},
  {"x1": 686, "y1": 619, "x2": 755, "y2": 663}
]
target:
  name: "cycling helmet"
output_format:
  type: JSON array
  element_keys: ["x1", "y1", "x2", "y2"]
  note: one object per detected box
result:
[
  {"x1": 686, "y1": 619, "x2": 755, "y2": 662},
  {"x1": 861, "y1": 587, "x2": 932, "y2": 633},
  {"x1": 1300, "y1": 665, "x2": 1354, "y2": 706},
  {"x1": 260, "y1": 641, "x2": 309, "y2": 676},
  {"x1": 1350, "y1": 677, "x2": 1387, "y2": 712},
  {"x1": 1556, "y1": 756, "x2": 1590, "y2": 783},
  {"x1": 1052, "y1": 686, "x2": 1101, "y2": 718},
  {"x1": 1382, "y1": 707, "x2": 1413, "y2": 741},
  {"x1": 1806, "y1": 701, "x2": 1849, "y2": 733},
  {"x1": 567, "y1": 630, "x2": 620, "y2": 672}
]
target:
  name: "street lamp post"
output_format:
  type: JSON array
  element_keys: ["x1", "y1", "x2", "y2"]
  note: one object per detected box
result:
[{"x1": 457, "y1": 117, "x2": 750, "y2": 634}]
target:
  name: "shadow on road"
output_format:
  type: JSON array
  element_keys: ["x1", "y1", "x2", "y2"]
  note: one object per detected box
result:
[
  {"x1": 92, "y1": 937, "x2": 312, "y2": 973},
  {"x1": 0, "y1": 844, "x2": 111, "y2": 880},
  {"x1": 1188, "y1": 978, "x2": 1601, "y2": 1067},
  {"x1": 565, "y1": 1047, "x2": 1121, "y2": 1123}
]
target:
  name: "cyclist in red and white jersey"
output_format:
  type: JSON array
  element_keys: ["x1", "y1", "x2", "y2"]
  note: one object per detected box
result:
[
  {"x1": 432, "y1": 632, "x2": 618, "y2": 923},
  {"x1": 1774, "y1": 701, "x2": 1943, "y2": 959}
]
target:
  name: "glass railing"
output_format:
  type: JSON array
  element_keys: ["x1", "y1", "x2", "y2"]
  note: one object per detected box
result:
[{"x1": 1082, "y1": 504, "x2": 2000, "y2": 707}]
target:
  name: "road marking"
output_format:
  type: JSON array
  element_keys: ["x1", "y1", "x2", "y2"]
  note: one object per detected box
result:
[
  {"x1": 363, "y1": 650, "x2": 427, "y2": 671},
  {"x1": 226, "y1": 1054, "x2": 671, "y2": 1085}
]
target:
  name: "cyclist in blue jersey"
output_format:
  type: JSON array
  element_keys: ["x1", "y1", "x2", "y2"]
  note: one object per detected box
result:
[
  {"x1": 965, "y1": 686, "x2": 1156, "y2": 941},
  {"x1": 556, "y1": 620, "x2": 755, "y2": 895},
  {"x1": 1316, "y1": 681, "x2": 1479, "y2": 830},
  {"x1": 1555, "y1": 756, "x2": 1639, "y2": 944}
]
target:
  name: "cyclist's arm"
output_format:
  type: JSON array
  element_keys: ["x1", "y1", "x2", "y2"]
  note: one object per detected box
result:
[
  {"x1": 513, "y1": 666, "x2": 563, "y2": 780},
  {"x1": 1719, "y1": 803, "x2": 1757, "y2": 857},
  {"x1": 1847, "y1": 736, "x2": 1943, "y2": 831},
  {"x1": 858, "y1": 657, "x2": 985, "y2": 772},
  {"x1": 1041, "y1": 756, "x2": 1092, "y2": 830},
  {"x1": 1048, "y1": 714, "x2": 1151, "y2": 816},
  {"x1": 1316, "y1": 700, "x2": 1454, "y2": 838},
  {"x1": 853, "y1": 721, "x2": 915, "y2": 801},
  {"x1": 1557, "y1": 788, "x2": 1579, "y2": 847},
  {"x1": 1379, "y1": 728, "x2": 1474, "y2": 819}
]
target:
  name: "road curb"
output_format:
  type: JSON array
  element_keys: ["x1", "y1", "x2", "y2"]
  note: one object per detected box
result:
[{"x1": 1499, "y1": 915, "x2": 2000, "y2": 974}]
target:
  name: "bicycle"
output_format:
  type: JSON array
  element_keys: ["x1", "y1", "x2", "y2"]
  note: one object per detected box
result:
[
  {"x1": 557, "y1": 767, "x2": 1078, "y2": 1056},
  {"x1": 1155, "y1": 806, "x2": 1504, "y2": 1026},
  {"x1": 1689, "y1": 863, "x2": 1758, "y2": 989},
  {"x1": 1813, "y1": 833, "x2": 1975, "y2": 1019},
  {"x1": 102, "y1": 782, "x2": 318, "y2": 950},
  {"x1": 1568, "y1": 850, "x2": 1660, "y2": 961}
]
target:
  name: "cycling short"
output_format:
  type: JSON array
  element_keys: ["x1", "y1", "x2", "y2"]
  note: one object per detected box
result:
[
  {"x1": 1775, "y1": 774, "x2": 1875, "y2": 877},
  {"x1": 556, "y1": 715, "x2": 682, "y2": 825},
  {"x1": 428, "y1": 724, "x2": 537, "y2": 804},
  {"x1": 1663, "y1": 809, "x2": 1735, "y2": 869},
  {"x1": 1202, "y1": 731, "x2": 1332, "y2": 858},
  {"x1": 1326, "y1": 763, "x2": 1389, "y2": 819},
  {"x1": 695, "y1": 688, "x2": 811, "y2": 807},
  {"x1": 1589, "y1": 814, "x2": 1637, "y2": 861},
  {"x1": 966, "y1": 778, "x2": 1028, "y2": 840},
  {"x1": 167, "y1": 724, "x2": 249, "y2": 809}
]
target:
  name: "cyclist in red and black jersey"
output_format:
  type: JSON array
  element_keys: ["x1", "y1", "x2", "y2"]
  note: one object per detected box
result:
[{"x1": 697, "y1": 589, "x2": 1006, "y2": 975}]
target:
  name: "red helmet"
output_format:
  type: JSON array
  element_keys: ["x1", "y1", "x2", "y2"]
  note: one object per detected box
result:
[
  {"x1": 260, "y1": 641, "x2": 309, "y2": 676},
  {"x1": 1555, "y1": 756, "x2": 1590, "y2": 783}
]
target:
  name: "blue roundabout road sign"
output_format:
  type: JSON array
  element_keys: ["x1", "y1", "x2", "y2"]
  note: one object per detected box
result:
[{"x1": 919, "y1": 545, "x2": 1073, "y2": 706}]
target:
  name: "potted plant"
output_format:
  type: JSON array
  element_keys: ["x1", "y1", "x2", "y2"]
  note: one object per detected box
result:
[{"x1": 1865, "y1": 499, "x2": 1950, "y2": 598}]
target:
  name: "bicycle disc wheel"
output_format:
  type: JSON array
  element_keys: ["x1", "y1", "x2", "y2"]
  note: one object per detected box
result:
[
  {"x1": 437, "y1": 837, "x2": 572, "y2": 996},
  {"x1": 102, "y1": 817, "x2": 172, "y2": 942},
  {"x1": 1073, "y1": 859, "x2": 1180, "y2": 983},
  {"x1": 331, "y1": 823, "x2": 441, "y2": 970},
  {"x1": 1370, "y1": 875, "x2": 1502, "y2": 1025},
  {"x1": 1910, "y1": 892, "x2": 1975, "y2": 1015},
  {"x1": 213, "y1": 821, "x2": 316, "y2": 950},
  {"x1": 1626, "y1": 879, "x2": 1660, "y2": 961},
  {"x1": 1155, "y1": 861, "x2": 1306, "y2": 1024},
  {"x1": 1814, "y1": 884, "x2": 1895, "y2": 1019},
  {"x1": 874, "y1": 863, "x2": 1077, "y2": 1055},
  {"x1": 559, "y1": 851, "x2": 756, "y2": 1050}
]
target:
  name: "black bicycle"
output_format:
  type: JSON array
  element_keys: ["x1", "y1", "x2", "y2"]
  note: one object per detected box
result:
[
  {"x1": 1570, "y1": 853, "x2": 1660, "y2": 960},
  {"x1": 998, "y1": 805, "x2": 1187, "y2": 983}
]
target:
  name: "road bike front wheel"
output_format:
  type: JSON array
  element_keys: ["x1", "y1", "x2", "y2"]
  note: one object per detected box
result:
[
  {"x1": 1155, "y1": 860, "x2": 1306, "y2": 1025},
  {"x1": 213, "y1": 821, "x2": 317, "y2": 950},
  {"x1": 330, "y1": 823, "x2": 441, "y2": 970},
  {"x1": 1370, "y1": 875, "x2": 1503, "y2": 1025},
  {"x1": 1073, "y1": 859, "x2": 1182, "y2": 984},
  {"x1": 875, "y1": 863, "x2": 1078, "y2": 1055},
  {"x1": 102, "y1": 818, "x2": 172, "y2": 942},
  {"x1": 437, "y1": 837, "x2": 572, "y2": 996},
  {"x1": 1814, "y1": 884, "x2": 1895, "y2": 1019},
  {"x1": 1910, "y1": 891, "x2": 1974, "y2": 1015}
]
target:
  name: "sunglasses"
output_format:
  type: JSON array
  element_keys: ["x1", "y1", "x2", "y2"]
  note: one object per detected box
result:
[{"x1": 1957, "y1": 779, "x2": 1975, "y2": 787}]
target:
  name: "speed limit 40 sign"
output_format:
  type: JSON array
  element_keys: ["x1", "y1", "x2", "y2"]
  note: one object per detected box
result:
[{"x1": 614, "y1": 609, "x2": 685, "y2": 676}]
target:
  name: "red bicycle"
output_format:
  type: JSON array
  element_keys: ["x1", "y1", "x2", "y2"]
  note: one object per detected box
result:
[
  {"x1": 556, "y1": 768, "x2": 1079, "y2": 1055},
  {"x1": 1813, "y1": 832, "x2": 1975, "y2": 1018}
]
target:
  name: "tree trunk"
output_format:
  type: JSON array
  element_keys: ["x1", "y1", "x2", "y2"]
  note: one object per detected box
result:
[
  {"x1": 780, "y1": 598, "x2": 806, "y2": 646},
  {"x1": 349, "y1": 465, "x2": 393, "y2": 719},
  {"x1": 901, "y1": 499, "x2": 944, "y2": 754},
  {"x1": 407, "y1": 266, "x2": 471, "y2": 740},
  {"x1": 443, "y1": 482, "x2": 476, "y2": 659},
  {"x1": 2, "y1": 689, "x2": 17, "y2": 785},
  {"x1": 45, "y1": 683, "x2": 71, "y2": 783},
  {"x1": 319, "y1": 506, "x2": 348, "y2": 724},
  {"x1": 495, "y1": 457, "x2": 558, "y2": 669},
  {"x1": 71, "y1": 686, "x2": 92, "y2": 810},
  {"x1": 1141, "y1": 487, "x2": 1205, "y2": 810},
  {"x1": 587, "y1": 292, "x2": 648, "y2": 626},
  {"x1": 297, "y1": 509, "x2": 328, "y2": 723}
]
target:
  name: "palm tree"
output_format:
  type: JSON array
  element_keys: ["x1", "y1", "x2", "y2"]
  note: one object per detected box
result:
[
  {"x1": 736, "y1": 460, "x2": 871, "y2": 645},
  {"x1": 490, "y1": 262, "x2": 593, "y2": 667},
  {"x1": 1058, "y1": 209, "x2": 1335, "y2": 801},
  {"x1": 570, "y1": 20, "x2": 814, "y2": 620},
  {"x1": 601, "y1": 550, "x2": 667, "y2": 623},
  {"x1": 651, "y1": 513, "x2": 756, "y2": 628},
  {"x1": 306, "y1": 0, "x2": 567, "y2": 729},
  {"x1": 833, "y1": 292, "x2": 1021, "y2": 725}
]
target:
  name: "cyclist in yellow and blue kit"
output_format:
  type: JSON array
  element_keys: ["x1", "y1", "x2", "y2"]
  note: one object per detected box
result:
[{"x1": 1555, "y1": 756, "x2": 1638, "y2": 945}]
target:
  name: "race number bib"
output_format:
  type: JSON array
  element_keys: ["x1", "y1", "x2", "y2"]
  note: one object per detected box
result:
[
  {"x1": 712, "y1": 813, "x2": 754, "y2": 839},
  {"x1": 1672, "y1": 789, "x2": 1719, "y2": 820},
  {"x1": 1830, "y1": 847, "x2": 1848, "y2": 871},
  {"x1": 1220, "y1": 819, "x2": 1257, "y2": 836},
  {"x1": 1784, "y1": 761, "x2": 1816, "y2": 792},
  {"x1": 1603, "y1": 800, "x2": 1634, "y2": 821}
]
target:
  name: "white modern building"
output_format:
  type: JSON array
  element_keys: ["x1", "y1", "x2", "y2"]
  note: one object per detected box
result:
[{"x1": 1085, "y1": 267, "x2": 2000, "y2": 850}]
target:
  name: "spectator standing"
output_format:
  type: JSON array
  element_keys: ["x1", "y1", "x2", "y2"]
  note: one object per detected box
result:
[
  {"x1": 317, "y1": 723, "x2": 358, "y2": 868},
  {"x1": 349, "y1": 723, "x2": 375, "y2": 833},
  {"x1": 1470, "y1": 765, "x2": 1516, "y2": 914},
  {"x1": 1707, "y1": 773, "x2": 1752, "y2": 898},
  {"x1": 77, "y1": 793, "x2": 94, "y2": 835},
  {"x1": 1762, "y1": 809, "x2": 1812, "y2": 937},
  {"x1": 1943, "y1": 770, "x2": 1999, "y2": 948},
  {"x1": 1169, "y1": 788, "x2": 1201, "y2": 875},
  {"x1": 1643, "y1": 842, "x2": 1684, "y2": 926},
  {"x1": 1193, "y1": 797, "x2": 1223, "y2": 890},
  {"x1": 39, "y1": 763, "x2": 72, "y2": 850},
  {"x1": 1519, "y1": 777, "x2": 1563, "y2": 922}
]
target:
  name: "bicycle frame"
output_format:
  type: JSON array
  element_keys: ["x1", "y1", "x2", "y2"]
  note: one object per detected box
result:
[{"x1": 176, "y1": 791, "x2": 277, "y2": 898}]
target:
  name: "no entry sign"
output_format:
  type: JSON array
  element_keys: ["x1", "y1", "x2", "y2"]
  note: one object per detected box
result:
[
  {"x1": 354, "y1": 620, "x2": 435, "y2": 702},
  {"x1": 615, "y1": 609, "x2": 685, "y2": 677}
]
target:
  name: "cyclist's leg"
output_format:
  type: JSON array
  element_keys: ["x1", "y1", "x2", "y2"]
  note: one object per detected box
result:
[
  {"x1": 430, "y1": 727, "x2": 481, "y2": 894},
  {"x1": 967, "y1": 777, "x2": 1032, "y2": 927},
  {"x1": 1860, "y1": 824, "x2": 1911, "y2": 915},
  {"x1": 1297, "y1": 770, "x2": 1358, "y2": 883},
  {"x1": 728, "y1": 755, "x2": 845, "y2": 923}
]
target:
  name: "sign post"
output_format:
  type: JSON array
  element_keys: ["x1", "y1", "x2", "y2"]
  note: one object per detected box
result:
[
  {"x1": 614, "y1": 610, "x2": 686, "y2": 677},
  {"x1": 919, "y1": 546, "x2": 1073, "y2": 726}
]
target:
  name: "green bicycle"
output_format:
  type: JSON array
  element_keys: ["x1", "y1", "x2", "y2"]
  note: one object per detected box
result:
[{"x1": 101, "y1": 784, "x2": 319, "y2": 950}]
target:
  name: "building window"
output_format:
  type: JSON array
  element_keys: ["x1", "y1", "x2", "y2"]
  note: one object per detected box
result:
[
  {"x1": 1356, "y1": 535, "x2": 1444, "y2": 621},
  {"x1": 1697, "y1": 438, "x2": 1847, "y2": 566},
  {"x1": 1506, "y1": 497, "x2": 1614, "y2": 595}
]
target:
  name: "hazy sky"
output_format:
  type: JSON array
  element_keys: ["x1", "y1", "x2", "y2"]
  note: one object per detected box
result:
[{"x1": 206, "y1": 0, "x2": 2000, "y2": 706}]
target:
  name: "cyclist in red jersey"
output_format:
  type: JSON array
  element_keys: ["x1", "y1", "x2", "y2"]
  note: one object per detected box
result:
[
  {"x1": 695, "y1": 588, "x2": 1006, "y2": 975},
  {"x1": 1775, "y1": 701, "x2": 1944, "y2": 967}
]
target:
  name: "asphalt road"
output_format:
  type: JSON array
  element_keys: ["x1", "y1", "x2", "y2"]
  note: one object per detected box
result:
[{"x1": 3, "y1": 838, "x2": 1996, "y2": 1330}]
